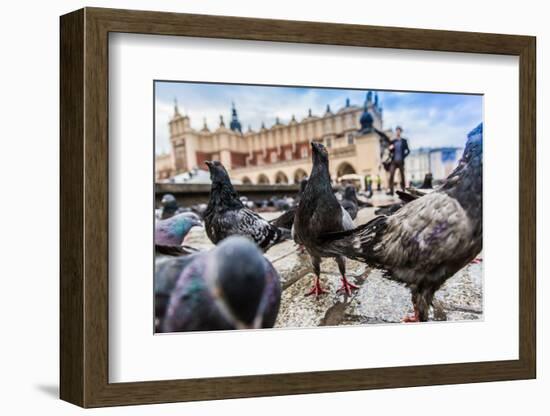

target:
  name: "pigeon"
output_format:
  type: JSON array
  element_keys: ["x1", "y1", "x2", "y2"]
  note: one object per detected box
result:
[
  {"x1": 155, "y1": 212, "x2": 202, "y2": 255},
  {"x1": 420, "y1": 172, "x2": 434, "y2": 189},
  {"x1": 320, "y1": 124, "x2": 483, "y2": 321},
  {"x1": 155, "y1": 253, "x2": 198, "y2": 330},
  {"x1": 340, "y1": 185, "x2": 359, "y2": 220},
  {"x1": 159, "y1": 193, "x2": 188, "y2": 219},
  {"x1": 374, "y1": 189, "x2": 419, "y2": 216},
  {"x1": 203, "y1": 160, "x2": 290, "y2": 251},
  {"x1": 269, "y1": 179, "x2": 308, "y2": 230},
  {"x1": 293, "y1": 142, "x2": 360, "y2": 297},
  {"x1": 157, "y1": 236, "x2": 282, "y2": 332}
]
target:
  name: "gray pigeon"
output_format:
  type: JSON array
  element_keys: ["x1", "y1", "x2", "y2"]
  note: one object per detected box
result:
[
  {"x1": 320, "y1": 124, "x2": 483, "y2": 321},
  {"x1": 340, "y1": 185, "x2": 359, "y2": 220},
  {"x1": 293, "y1": 142, "x2": 359, "y2": 297},
  {"x1": 156, "y1": 236, "x2": 281, "y2": 332}
]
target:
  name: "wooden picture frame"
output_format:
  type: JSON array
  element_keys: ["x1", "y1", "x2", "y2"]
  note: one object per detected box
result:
[{"x1": 60, "y1": 7, "x2": 536, "y2": 408}]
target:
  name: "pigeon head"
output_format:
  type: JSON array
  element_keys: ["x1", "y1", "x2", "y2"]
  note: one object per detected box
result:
[
  {"x1": 206, "y1": 236, "x2": 268, "y2": 329},
  {"x1": 311, "y1": 141, "x2": 329, "y2": 165},
  {"x1": 461, "y1": 123, "x2": 483, "y2": 164},
  {"x1": 441, "y1": 123, "x2": 483, "y2": 207},
  {"x1": 161, "y1": 193, "x2": 177, "y2": 209},
  {"x1": 449, "y1": 123, "x2": 483, "y2": 177},
  {"x1": 155, "y1": 212, "x2": 202, "y2": 246},
  {"x1": 205, "y1": 160, "x2": 232, "y2": 185},
  {"x1": 179, "y1": 212, "x2": 203, "y2": 228}
]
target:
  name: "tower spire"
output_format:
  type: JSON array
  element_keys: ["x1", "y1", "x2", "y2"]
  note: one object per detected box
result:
[
  {"x1": 229, "y1": 102, "x2": 242, "y2": 133},
  {"x1": 174, "y1": 97, "x2": 180, "y2": 115},
  {"x1": 202, "y1": 117, "x2": 209, "y2": 131}
]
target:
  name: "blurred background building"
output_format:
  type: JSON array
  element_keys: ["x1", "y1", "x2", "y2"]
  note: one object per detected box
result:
[
  {"x1": 156, "y1": 92, "x2": 391, "y2": 185},
  {"x1": 155, "y1": 91, "x2": 463, "y2": 188},
  {"x1": 406, "y1": 147, "x2": 463, "y2": 186}
]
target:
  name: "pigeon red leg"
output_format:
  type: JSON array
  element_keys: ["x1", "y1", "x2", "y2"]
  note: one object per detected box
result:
[
  {"x1": 402, "y1": 306, "x2": 420, "y2": 323},
  {"x1": 336, "y1": 276, "x2": 359, "y2": 296},
  {"x1": 335, "y1": 257, "x2": 359, "y2": 296},
  {"x1": 305, "y1": 275, "x2": 328, "y2": 298}
]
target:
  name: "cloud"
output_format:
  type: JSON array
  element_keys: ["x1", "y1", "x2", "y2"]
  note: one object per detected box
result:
[{"x1": 154, "y1": 82, "x2": 482, "y2": 154}]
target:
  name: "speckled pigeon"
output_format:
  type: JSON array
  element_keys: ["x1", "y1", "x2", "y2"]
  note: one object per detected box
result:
[
  {"x1": 320, "y1": 123, "x2": 483, "y2": 321},
  {"x1": 156, "y1": 236, "x2": 281, "y2": 332},
  {"x1": 203, "y1": 160, "x2": 289, "y2": 252}
]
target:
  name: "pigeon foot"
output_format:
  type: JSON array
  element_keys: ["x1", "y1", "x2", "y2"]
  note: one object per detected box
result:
[
  {"x1": 336, "y1": 276, "x2": 359, "y2": 296},
  {"x1": 305, "y1": 278, "x2": 328, "y2": 298},
  {"x1": 402, "y1": 308, "x2": 420, "y2": 323}
]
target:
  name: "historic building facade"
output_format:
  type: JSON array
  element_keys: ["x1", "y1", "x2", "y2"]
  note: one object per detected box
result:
[{"x1": 156, "y1": 91, "x2": 393, "y2": 185}]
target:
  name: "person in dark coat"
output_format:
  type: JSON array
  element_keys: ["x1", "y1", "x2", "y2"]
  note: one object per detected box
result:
[{"x1": 386, "y1": 126, "x2": 410, "y2": 195}]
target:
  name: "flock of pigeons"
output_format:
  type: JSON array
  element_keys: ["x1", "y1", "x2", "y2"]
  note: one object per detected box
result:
[{"x1": 155, "y1": 123, "x2": 483, "y2": 331}]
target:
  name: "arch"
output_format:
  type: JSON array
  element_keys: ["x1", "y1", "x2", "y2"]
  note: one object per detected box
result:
[
  {"x1": 293, "y1": 168, "x2": 308, "y2": 184},
  {"x1": 274, "y1": 171, "x2": 289, "y2": 184},
  {"x1": 336, "y1": 161, "x2": 356, "y2": 178},
  {"x1": 257, "y1": 174, "x2": 270, "y2": 184},
  {"x1": 241, "y1": 176, "x2": 252, "y2": 184}
]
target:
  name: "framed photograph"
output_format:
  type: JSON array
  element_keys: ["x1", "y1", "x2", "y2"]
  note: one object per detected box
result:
[{"x1": 60, "y1": 7, "x2": 536, "y2": 408}]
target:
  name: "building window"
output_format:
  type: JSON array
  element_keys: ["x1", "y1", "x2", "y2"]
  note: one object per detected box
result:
[
  {"x1": 285, "y1": 149, "x2": 292, "y2": 161},
  {"x1": 300, "y1": 146, "x2": 308, "y2": 158},
  {"x1": 270, "y1": 152, "x2": 278, "y2": 163},
  {"x1": 347, "y1": 133, "x2": 355, "y2": 145}
]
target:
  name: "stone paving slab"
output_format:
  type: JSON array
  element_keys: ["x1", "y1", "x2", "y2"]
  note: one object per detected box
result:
[{"x1": 181, "y1": 207, "x2": 483, "y2": 328}]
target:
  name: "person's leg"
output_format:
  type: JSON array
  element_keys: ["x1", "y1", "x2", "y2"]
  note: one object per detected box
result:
[
  {"x1": 399, "y1": 163, "x2": 406, "y2": 191},
  {"x1": 387, "y1": 163, "x2": 396, "y2": 195}
]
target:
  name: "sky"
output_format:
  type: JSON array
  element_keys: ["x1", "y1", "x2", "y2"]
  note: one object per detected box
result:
[{"x1": 154, "y1": 81, "x2": 482, "y2": 155}]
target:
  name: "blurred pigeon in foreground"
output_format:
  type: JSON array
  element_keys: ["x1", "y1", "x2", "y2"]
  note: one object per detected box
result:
[
  {"x1": 204, "y1": 160, "x2": 289, "y2": 251},
  {"x1": 157, "y1": 236, "x2": 281, "y2": 332},
  {"x1": 320, "y1": 124, "x2": 483, "y2": 321},
  {"x1": 155, "y1": 212, "x2": 202, "y2": 256},
  {"x1": 293, "y1": 142, "x2": 359, "y2": 297}
]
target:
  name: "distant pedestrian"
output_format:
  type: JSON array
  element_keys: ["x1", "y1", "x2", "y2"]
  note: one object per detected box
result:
[
  {"x1": 376, "y1": 174, "x2": 382, "y2": 191},
  {"x1": 364, "y1": 174, "x2": 373, "y2": 198},
  {"x1": 386, "y1": 126, "x2": 410, "y2": 195}
]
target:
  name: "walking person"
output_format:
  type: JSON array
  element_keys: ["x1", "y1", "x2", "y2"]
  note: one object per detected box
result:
[
  {"x1": 386, "y1": 126, "x2": 410, "y2": 195},
  {"x1": 375, "y1": 174, "x2": 382, "y2": 191},
  {"x1": 364, "y1": 174, "x2": 373, "y2": 198}
]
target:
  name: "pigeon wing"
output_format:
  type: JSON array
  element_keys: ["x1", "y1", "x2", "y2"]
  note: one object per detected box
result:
[
  {"x1": 340, "y1": 205, "x2": 355, "y2": 230},
  {"x1": 375, "y1": 192, "x2": 476, "y2": 275},
  {"x1": 235, "y1": 209, "x2": 287, "y2": 251},
  {"x1": 212, "y1": 208, "x2": 286, "y2": 251}
]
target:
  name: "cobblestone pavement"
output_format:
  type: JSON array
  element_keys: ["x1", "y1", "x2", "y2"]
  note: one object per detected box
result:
[{"x1": 184, "y1": 203, "x2": 483, "y2": 328}]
